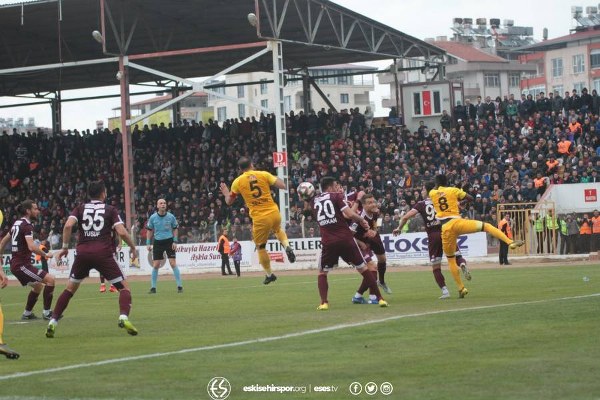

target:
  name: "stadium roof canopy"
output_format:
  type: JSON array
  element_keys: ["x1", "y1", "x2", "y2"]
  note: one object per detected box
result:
[{"x1": 0, "y1": 0, "x2": 446, "y2": 96}]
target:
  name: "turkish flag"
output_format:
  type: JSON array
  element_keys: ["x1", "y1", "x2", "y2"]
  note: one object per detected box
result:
[{"x1": 422, "y1": 90, "x2": 432, "y2": 115}]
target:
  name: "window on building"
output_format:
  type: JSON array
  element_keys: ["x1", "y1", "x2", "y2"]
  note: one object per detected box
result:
[
  {"x1": 593, "y1": 80, "x2": 600, "y2": 93},
  {"x1": 237, "y1": 85, "x2": 245, "y2": 98},
  {"x1": 551, "y1": 58, "x2": 563, "y2": 78},
  {"x1": 522, "y1": 85, "x2": 546, "y2": 98},
  {"x1": 484, "y1": 73, "x2": 500, "y2": 87},
  {"x1": 260, "y1": 79, "x2": 268, "y2": 94},
  {"x1": 552, "y1": 85, "x2": 564, "y2": 95},
  {"x1": 509, "y1": 73, "x2": 521, "y2": 87},
  {"x1": 574, "y1": 82, "x2": 585, "y2": 93},
  {"x1": 217, "y1": 107, "x2": 227, "y2": 121},
  {"x1": 340, "y1": 93, "x2": 349, "y2": 104},
  {"x1": 573, "y1": 54, "x2": 585, "y2": 74},
  {"x1": 591, "y1": 51, "x2": 600, "y2": 69},
  {"x1": 238, "y1": 104, "x2": 245, "y2": 119},
  {"x1": 261, "y1": 99, "x2": 268, "y2": 110},
  {"x1": 284, "y1": 96, "x2": 292, "y2": 112},
  {"x1": 338, "y1": 72, "x2": 348, "y2": 85},
  {"x1": 413, "y1": 90, "x2": 442, "y2": 116}
]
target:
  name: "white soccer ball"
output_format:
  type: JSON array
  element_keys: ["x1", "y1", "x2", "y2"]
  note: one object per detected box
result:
[{"x1": 297, "y1": 182, "x2": 315, "y2": 200}]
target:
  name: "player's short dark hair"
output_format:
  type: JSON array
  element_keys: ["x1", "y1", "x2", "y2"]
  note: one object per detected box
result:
[
  {"x1": 88, "y1": 180, "x2": 106, "y2": 199},
  {"x1": 320, "y1": 176, "x2": 336, "y2": 192},
  {"x1": 17, "y1": 199, "x2": 35, "y2": 216},
  {"x1": 434, "y1": 174, "x2": 448, "y2": 187},
  {"x1": 425, "y1": 181, "x2": 436, "y2": 193},
  {"x1": 361, "y1": 193, "x2": 375, "y2": 203},
  {"x1": 238, "y1": 157, "x2": 252, "y2": 171}
]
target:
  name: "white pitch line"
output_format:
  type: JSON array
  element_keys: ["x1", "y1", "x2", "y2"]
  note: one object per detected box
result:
[{"x1": 1, "y1": 292, "x2": 598, "y2": 381}]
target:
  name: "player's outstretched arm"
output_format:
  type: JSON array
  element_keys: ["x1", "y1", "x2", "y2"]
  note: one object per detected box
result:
[
  {"x1": 220, "y1": 182, "x2": 236, "y2": 205},
  {"x1": 272, "y1": 178, "x2": 286, "y2": 190},
  {"x1": 342, "y1": 207, "x2": 369, "y2": 230},
  {"x1": 393, "y1": 209, "x2": 418, "y2": 236},
  {"x1": 58, "y1": 216, "x2": 77, "y2": 258}
]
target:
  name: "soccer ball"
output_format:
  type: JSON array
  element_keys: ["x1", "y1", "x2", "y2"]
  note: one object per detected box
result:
[{"x1": 297, "y1": 182, "x2": 315, "y2": 200}]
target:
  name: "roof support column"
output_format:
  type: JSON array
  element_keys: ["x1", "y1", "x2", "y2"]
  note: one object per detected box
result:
[
  {"x1": 119, "y1": 55, "x2": 135, "y2": 230},
  {"x1": 271, "y1": 40, "x2": 289, "y2": 227},
  {"x1": 301, "y1": 68, "x2": 312, "y2": 113},
  {"x1": 50, "y1": 92, "x2": 61, "y2": 136},
  {"x1": 171, "y1": 85, "x2": 181, "y2": 125}
]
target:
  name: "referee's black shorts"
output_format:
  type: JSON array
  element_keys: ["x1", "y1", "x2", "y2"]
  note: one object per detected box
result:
[{"x1": 152, "y1": 238, "x2": 176, "y2": 260}]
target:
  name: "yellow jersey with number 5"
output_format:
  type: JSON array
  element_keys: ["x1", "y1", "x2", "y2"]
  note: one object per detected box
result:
[
  {"x1": 428, "y1": 186, "x2": 466, "y2": 219},
  {"x1": 231, "y1": 170, "x2": 278, "y2": 219}
]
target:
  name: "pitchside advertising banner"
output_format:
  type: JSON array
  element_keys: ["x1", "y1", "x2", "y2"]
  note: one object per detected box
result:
[{"x1": 2, "y1": 233, "x2": 487, "y2": 278}]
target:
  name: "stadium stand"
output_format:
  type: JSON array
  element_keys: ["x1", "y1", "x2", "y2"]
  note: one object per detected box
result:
[{"x1": 1, "y1": 96, "x2": 600, "y2": 254}]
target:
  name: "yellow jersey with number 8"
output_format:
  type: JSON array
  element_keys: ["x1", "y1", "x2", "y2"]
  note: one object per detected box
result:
[
  {"x1": 429, "y1": 186, "x2": 466, "y2": 219},
  {"x1": 231, "y1": 170, "x2": 278, "y2": 219}
]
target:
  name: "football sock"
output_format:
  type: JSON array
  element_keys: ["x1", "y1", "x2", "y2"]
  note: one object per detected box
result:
[
  {"x1": 361, "y1": 269, "x2": 383, "y2": 300},
  {"x1": 354, "y1": 292, "x2": 363, "y2": 298},
  {"x1": 25, "y1": 291, "x2": 40, "y2": 312},
  {"x1": 318, "y1": 274, "x2": 329, "y2": 303},
  {"x1": 456, "y1": 255, "x2": 466, "y2": 266},
  {"x1": 483, "y1": 223, "x2": 512, "y2": 245},
  {"x1": 258, "y1": 248, "x2": 272, "y2": 275},
  {"x1": 100, "y1": 276, "x2": 105, "y2": 283},
  {"x1": 119, "y1": 289, "x2": 132, "y2": 316},
  {"x1": 43, "y1": 285, "x2": 55, "y2": 310},
  {"x1": 377, "y1": 261, "x2": 387, "y2": 284},
  {"x1": 447, "y1": 256, "x2": 464, "y2": 291},
  {"x1": 433, "y1": 267, "x2": 446, "y2": 289},
  {"x1": 370, "y1": 270, "x2": 378, "y2": 294},
  {"x1": 369, "y1": 294, "x2": 377, "y2": 301},
  {"x1": 0, "y1": 305, "x2": 4, "y2": 343},
  {"x1": 357, "y1": 275, "x2": 369, "y2": 295},
  {"x1": 172, "y1": 266, "x2": 182, "y2": 287},
  {"x1": 52, "y1": 290, "x2": 74, "y2": 320},
  {"x1": 274, "y1": 230, "x2": 290, "y2": 248},
  {"x1": 151, "y1": 268, "x2": 158, "y2": 288}
]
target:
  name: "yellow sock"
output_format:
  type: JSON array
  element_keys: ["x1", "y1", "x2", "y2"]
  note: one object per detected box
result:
[
  {"x1": 0, "y1": 305, "x2": 5, "y2": 344},
  {"x1": 275, "y1": 230, "x2": 290, "y2": 248},
  {"x1": 447, "y1": 256, "x2": 464, "y2": 291},
  {"x1": 483, "y1": 223, "x2": 512, "y2": 245},
  {"x1": 258, "y1": 248, "x2": 272, "y2": 275}
]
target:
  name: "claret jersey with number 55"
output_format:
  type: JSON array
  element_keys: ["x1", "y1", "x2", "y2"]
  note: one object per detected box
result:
[
  {"x1": 428, "y1": 186, "x2": 466, "y2": 220},
  {"x1": 69, "y1": 200, "x2": 124, "y2": 253},
  {"x1": 231, "y1": 170, "x2": 279, "y2": 219}
]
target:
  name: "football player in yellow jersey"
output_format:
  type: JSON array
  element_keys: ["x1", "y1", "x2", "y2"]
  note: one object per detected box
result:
[
  {"x1": 429, "y1": 174, "x2": 524, "y2": 298},
  {"x1": 220, "y1": 156, "x2": 296, "y2": 284}
]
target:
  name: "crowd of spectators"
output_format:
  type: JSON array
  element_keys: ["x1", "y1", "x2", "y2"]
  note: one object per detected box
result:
[{"x1": 1, "y1": 87, "x2": 599, "y2": 253}]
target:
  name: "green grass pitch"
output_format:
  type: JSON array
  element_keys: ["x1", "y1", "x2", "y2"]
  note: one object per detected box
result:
[{"x1": 0, "y1": 264, "x2": 599, "y2": 400}]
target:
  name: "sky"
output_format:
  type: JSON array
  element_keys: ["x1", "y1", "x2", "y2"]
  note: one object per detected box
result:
[{"x1": 0, "y1": 0, "x2": 578, "y2": 128}]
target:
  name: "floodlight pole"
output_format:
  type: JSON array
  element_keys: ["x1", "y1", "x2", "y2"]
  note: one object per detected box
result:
[
  {"x1": 271, "y1": 40, "x2": 290, "y2": 227},
  {"x1": 119, "y1": 55, "x2": 135, "y2": 230}
]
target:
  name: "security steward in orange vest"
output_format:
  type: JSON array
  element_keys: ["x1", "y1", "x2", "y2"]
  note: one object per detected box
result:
[
  {"x1": 557, "y1": 136, "x2": 573, "y2": 157},
  {"x1": 579, "y1": 214, "x2": 592, "y2": 253},
  {"x1": 591, "y1": 210, "x2": 600, "y2": 252},
  {"x1": 218, "y1": 228, "x2": 233, "y2": 275},
  {"x1": 534, "y1": 172, "x2": 547, "y2": 196},
  {"x1": 498, "y1": 214, "x2": 513, "y2": 265}
]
